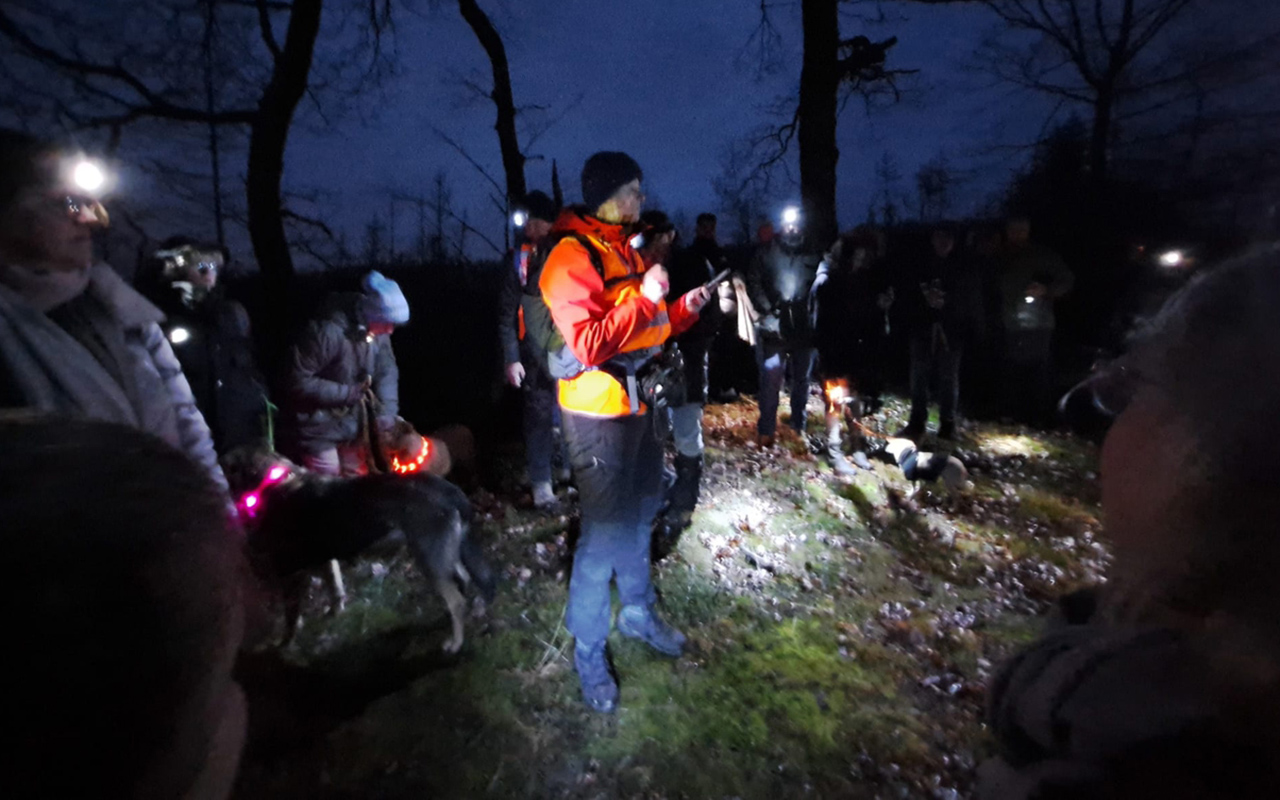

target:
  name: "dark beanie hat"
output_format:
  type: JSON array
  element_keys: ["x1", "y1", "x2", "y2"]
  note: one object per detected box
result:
[
  {"x1": 581, "y1": 151, "x2": 643, "y2": 212},
  {"x1": 523, "y1": 190, "x2": 558, "y2": 223},
  {"x1": 639, "y1": 209, "x2": 675, "y2": 236}
]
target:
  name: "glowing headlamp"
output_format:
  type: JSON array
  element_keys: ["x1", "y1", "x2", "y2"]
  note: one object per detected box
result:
[
  {"x1": 1158, "y1": 250, "x2": 1185, "y2": 268},
  {"x1": 1024, "y1": 296, "x2": 1035, "y2": 304},
  {"x1": 512, "y1": 210, "x2": 528, "y2": 228},
  {"x1": 168, "y1": 326, "x2": 192, "y2": 345},
  {"x1": 781, "y1": 206, "x2": 800, "y2": 226},
  {"x1": 73, "y1": 160, "x2": 105, "y2": 193}
]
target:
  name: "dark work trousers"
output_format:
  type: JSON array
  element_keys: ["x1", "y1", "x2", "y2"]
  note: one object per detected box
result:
[
  {"x1": 562, "y1": 410, "x2": 664, "y2": 646},
  {"x1": 519, "y1": 340, "x2": 565, "y2": 485},
  {"x1": 755, "y1": 335, "x2": 816, "y2": 437},
  {"x1": 1001, "y1": 328, "x2": 1055, "y2": 425},
  {"x1": 908, "y1": 327, "x2": 963, "y2": 430}
]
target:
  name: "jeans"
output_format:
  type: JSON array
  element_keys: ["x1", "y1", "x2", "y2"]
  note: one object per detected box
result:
[
  {"x1": 755, "y1": 337, "x2": 816, "y2": 437},
  {"x1": 908, "y1": 332, "x2": 963, "y2": 429},
  {"x1": 668, "y1": 403, "x2": 705, "y2": 458},
  {"x1": 562, "y1": 411, "x2": 664, "y2": 646},
  {"x1": 520, "y1": 342, "x2": 565, "y2": 484},
  {"x1": 301, "y1": 442, "x2": 369, "y2": 477}
]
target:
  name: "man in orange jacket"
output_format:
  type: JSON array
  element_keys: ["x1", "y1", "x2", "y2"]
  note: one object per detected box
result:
[{"x1": 540, "y1": 151, "x2": 711, "y2": 712}]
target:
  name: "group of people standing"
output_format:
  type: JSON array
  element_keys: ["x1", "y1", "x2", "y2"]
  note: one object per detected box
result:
[{"x1": 499, "y1": 151, "x2": 1080, "y2": 711}]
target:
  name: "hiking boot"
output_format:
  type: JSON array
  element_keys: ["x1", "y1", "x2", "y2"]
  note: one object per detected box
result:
[
  {"x1": 827, "y1": 446, "x2": 857, "y2": 476},
  {"x1": 851, "y1": 450, "x2": 873, "y2": 471},
  {"x1": 532, "y1": 481, "x2": 556, "y2": 509},
  {"x1": 574, "y1": 640, "x2": 618, "y2": 713},
  {"x1": 616, "y1": 604, "x2": 686, "y2": 657},
  {"x1": 757, "y1": 433, "x2": 776, "y2": 448}
]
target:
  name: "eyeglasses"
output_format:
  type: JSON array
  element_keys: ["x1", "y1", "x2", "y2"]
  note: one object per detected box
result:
[
  {"x1": 1059, "y1": 361, "x2": 1142, "y2": 420},
  {"x1": 194, "y1": 261, "x2": 219, "y2": 275},
  {"x1": 52, "y1": 194, "x2": 108, "y2": 227}
]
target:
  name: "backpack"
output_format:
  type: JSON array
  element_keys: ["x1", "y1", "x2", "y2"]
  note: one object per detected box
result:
[{"x1": 520, "y1": 233, "x2": 608, "y2": 380}]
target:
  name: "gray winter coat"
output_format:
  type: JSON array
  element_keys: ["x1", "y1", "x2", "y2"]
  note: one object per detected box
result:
[
  {"x1": 282, "y1": 294, "x2": 400, "y2": 452},
  {"x1": 0, "y1": 263, "x2": 229, "y2": 494}
]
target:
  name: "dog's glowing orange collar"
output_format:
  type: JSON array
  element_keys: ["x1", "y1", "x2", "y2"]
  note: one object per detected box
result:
[{"x1": 391, "y1": 436, "x2": 431, "y2": 474}]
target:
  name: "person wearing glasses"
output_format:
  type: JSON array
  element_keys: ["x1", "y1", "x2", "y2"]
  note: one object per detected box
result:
[
  {"x1": 981, "y1": 249, "x2": 1280, "y2": 798},
  {"x1": 0, "y1": 129, "x2": 228, "y2": 496},
  {"x1": 137, "y1": 237, "x2": 268, "y2": 454}
]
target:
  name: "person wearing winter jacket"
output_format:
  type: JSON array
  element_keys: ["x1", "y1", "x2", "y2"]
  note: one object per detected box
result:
[
  {"x1": 280, "y1": 271, "x2": 407, "y2": 476},
  {"x1": 899, "y1": 225, "x2": 985, "y2": 441},
  {"x1": 137, "y1": 237, "x2": 268, "y2": 454},
  {"x1": 539, "y1": 152, "x2": 710, "y2": 713},
  {"x1": 981, "y1": 249, "x2": 1280, "y2": 798},
  {"x1": 746, "y1": 211, "x2": 822, "y2": 445},
  {"x1": 809, "y1": 230, "x2": 894, "y2": 475},
  {"x1": 638, "y1": 210, "x2": 736, "y2": 556},
  {"x1": 997, "y1": 217, "x2": 1073, "y2": 424},
  {"x1": 497, "y1": 190, "x2": 567, "y2": 509},
  {"x1": 0, "y1": 129, "x2": 229, "y2": 496}
]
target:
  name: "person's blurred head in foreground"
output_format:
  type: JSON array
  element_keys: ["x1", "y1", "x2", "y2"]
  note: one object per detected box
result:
[
  {"x1": 1098, "y1": 249, "x2": 1280, "y2": 638},
  {"x1": 1, "y1": 415, "x2": 246, "y2": 799}
]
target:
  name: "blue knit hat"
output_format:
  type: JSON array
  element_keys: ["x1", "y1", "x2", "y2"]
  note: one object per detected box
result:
[{"x1": 360, "y1": 271, "x2": 410, "y2": 326}]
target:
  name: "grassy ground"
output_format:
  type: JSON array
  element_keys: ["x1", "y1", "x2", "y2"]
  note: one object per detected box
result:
[{"x1": 232, "y1": 393, "x2": 1109, "y2": 799}]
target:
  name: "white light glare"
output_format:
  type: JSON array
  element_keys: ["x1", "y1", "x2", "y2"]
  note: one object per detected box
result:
[
  {"x1": 781, "y1": 206, "x2": 800, "y2": 225},
  {"x1": 73, "y1": 160, "x2": 105, "y2": 193},
  {"x1": 1158, "y1": 249, "x2": 1185, "y2": 268},
  {"x1": 168, "y1": 327, "x2": 191, "y2": 345},
  {"x1": 512, "y1": 210, "x2": 528, "y2": 228},
  {"x1": 629, "y1": 233, "x2": 645, "y2": 250},
  {"x1": 1024, "y1": 296, "x2": 1035, "y2": 304}
]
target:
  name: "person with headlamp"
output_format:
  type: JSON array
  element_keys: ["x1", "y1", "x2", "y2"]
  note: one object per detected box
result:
[
  {"x1": 746, "y1": 204, "x2": 822, "y2": 446},
  {"x1": 0, "y1": 129, "x2": 229, "y2": 496},
  {"x1": 498, "y1": 190, "x2": 569, "y2": 509},
  {"x1": 539, "y1": 151, "x2": 712, "y2": 712},
  {"x1": 137, "y1": 236, "x2": 268, "y2": 454}
]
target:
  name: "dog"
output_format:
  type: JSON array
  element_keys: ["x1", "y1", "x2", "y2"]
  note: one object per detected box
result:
[
  {"x1": 223, "y1": 448, "x2": 496, "y2": 654},
  {"x1": 883, "y1": 437, "x2": 969, "y2": 493}
]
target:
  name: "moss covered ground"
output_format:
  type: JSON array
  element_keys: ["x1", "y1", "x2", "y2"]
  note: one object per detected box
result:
[{"x1": 232, "y1": 392, "x2": 1109, "y2": 799}]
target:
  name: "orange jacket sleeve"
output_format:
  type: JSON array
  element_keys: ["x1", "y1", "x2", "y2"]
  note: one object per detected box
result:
[
  {"x1": 540, "y1": 240, "x2": 660, "y2": 368},
  {"x1": 667, "y1": 292, "x2": 700, "y2": 338}
]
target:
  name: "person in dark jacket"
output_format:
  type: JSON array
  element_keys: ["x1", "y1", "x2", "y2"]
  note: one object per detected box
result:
[
  {"x1": 497, "y1": 190, "x2": 567, "y2": 508},
  {"x1": 0, "y1": 129, "x2": 229, "y2": 497},
  {"x1": 747, "y1": 211, "x2": 822, "y2": 445},
  {"x1": 899, "y1": 225, "x2": 985, "y2": 441},
  {"x1": 280, "y1": 271, "x2": 407, "y2": 477},
  {"x1": 639, "y1": 211, "x2": 736, "y2": 554},
  {"x1": 809, "y1": 230, "x2": 894, "y2": 474},
  {"x1": 137, "y1": 237, "x2": 267, "y2": 454},
  {"x1": 981, "y1": 250, "x2": 1280, "y2": 799},
  {"x1": 997, "y1": 217, "x2": 1073, "y2": 425}
]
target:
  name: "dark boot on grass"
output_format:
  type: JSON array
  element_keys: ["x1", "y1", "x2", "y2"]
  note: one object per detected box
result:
[
  {"x1": 617, "y1": 604, "x2": 686, "y2": 657},
  {"x1": 574, "y1": 639, "x2": 618, "y2": 713}
]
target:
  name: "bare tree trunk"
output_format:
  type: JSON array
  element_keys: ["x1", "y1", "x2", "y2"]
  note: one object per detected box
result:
[
  {"x1": 551, "y1": 159, "x2": 564, "y2": 209},
  {"x1": 202, "y1": 0, "x2": 224, "y2": 246},
  {"x1": 1090, "y1": 85, "x2": 1115, "y2": 188},
  {"x1": 247, "y1": 0, "x2": 322, "y2": 356},
  {"x1": 798, "y1": 0, "x2": 840, "y2": 250},
  {"x1": 457, "y1": 0, "x2": 526, "y2": 205}
]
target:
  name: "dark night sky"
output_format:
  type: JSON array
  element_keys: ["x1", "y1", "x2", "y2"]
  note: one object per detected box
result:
[{"x1": 285, "y1": 0, "x2": 1048, "y2": 256}]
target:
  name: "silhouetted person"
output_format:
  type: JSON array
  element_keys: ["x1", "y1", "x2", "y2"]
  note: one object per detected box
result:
[
  {"x1": 137, "y1": 237, "x2": 268, "y2": 454},
  {"x1": 3, "y1": 415, "x2": 246, "y2": 799},
  {"x1": 997, "y1": 217, "x2": 1073, "y2": 425},
  {"x1": 497, "y1": 190, "x2": 567, "y2": 508},
  {"x1": 747, "y1": 211, "x2": 822, "y2": 445},
  {"x1": 900, "y1": 225, "x2": 984, "y2": 441},
  {"x1": 982, "y1": 250, "x2": 1280, "y2": 798}
]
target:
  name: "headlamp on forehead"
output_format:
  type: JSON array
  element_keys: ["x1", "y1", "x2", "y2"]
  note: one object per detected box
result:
[
  {"x1": 61, "y1": 155, "x2": 110, "y2": 198},
  {"x1": 781, "y1": 206, "x2": 801, "y2": 226},
  {"x1": 512, "y1": 210, "x2": 528, "y2": 228}
]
